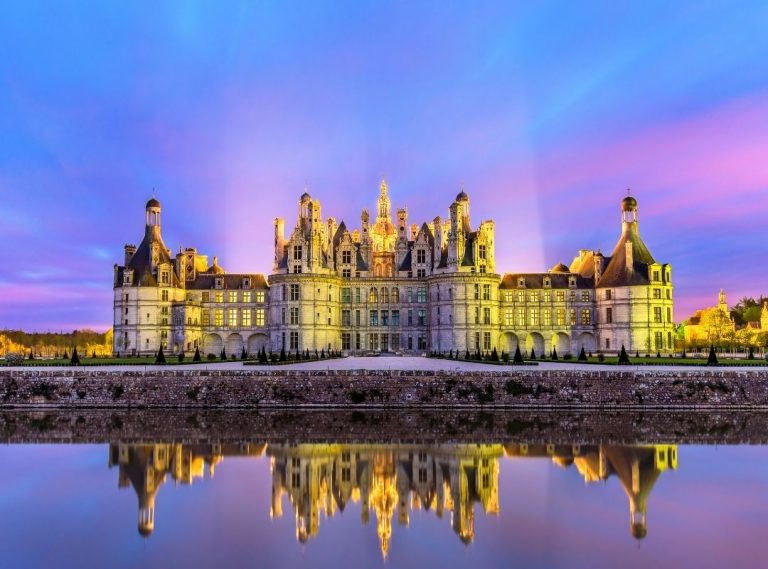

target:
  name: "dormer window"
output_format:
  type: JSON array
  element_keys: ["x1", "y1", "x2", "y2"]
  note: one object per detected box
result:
[
  {"x1": 161, "y1": 271, "x2": 170, "y2": 285},
  {"x1": 518, "y1": 278, "x2": 525, "y2": 288},
  {"x1": 543, "y1": 278, "x2": 551, "y2": 288},
  {"x1": 242, "y1": 277, "x2": 251, "y2": 288},
  {"x1": 416, "y1": 249, "x2": 426, "y2": 264},
  {"x1": 568, "y1": 277, "x2": 576, "y2": 288},
  {"x1": 123, "y1": 270, "x2": 133, "y2": 285},
  {"x1": 215, "y1": 277, "x2": 223, "y2": 289},
  {"x1": 342, "y1": 250, "x2": 351, "y2": 264},
  {"x1": 479, "y1": 244, "x2": 487, "y2": 261},
  {"x1": 293, "y1": 245, "x2": 302, "y2": 260}
]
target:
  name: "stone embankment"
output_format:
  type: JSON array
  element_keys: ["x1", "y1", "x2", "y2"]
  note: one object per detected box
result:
[{"x1": 2, "y1": 368, "x2": 768, "y2": 408}]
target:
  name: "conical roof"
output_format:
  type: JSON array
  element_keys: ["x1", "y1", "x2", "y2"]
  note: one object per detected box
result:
[{"x1": 597, "y1": 222, "x2": 656, "y2": 288}]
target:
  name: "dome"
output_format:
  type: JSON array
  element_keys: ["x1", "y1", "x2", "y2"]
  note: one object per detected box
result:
[
  {"x1": 300, "y1": 191, "x2": 312, "y2": 201},
  {"x1": 621, "y1": 195, "x2": 638, "y2": 211},
  {"x1": 146, "y1": 197, "x2": 161, "y2": 209},
  {"x1": 549, "y1": 262, "x2": 570, "y2": 273},
  {"x1": 456, "y1": 190, "x2": 469, "y2": 202}
]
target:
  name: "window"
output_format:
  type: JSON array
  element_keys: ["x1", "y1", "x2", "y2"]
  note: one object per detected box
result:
[
  {"x1": 281, "y1": 308, "x2": 286, "y2": 324},
  {"x1": 581, "y1": 308, "x2": 591, "y2": 325},
  {"x1": 556, "y1": 291, "x2": 565, "y2": 302},
  {"x1": 581, "y1": 291, "x2": 590, "y2": 302},
  {"x1": 542, "y1": 308, "x2": 551, "y2": 326},
  {"x1": 214, "y1": 309, "x2": 224, "y2": 326},
  {"x1": 529, "y1": 308, "x2": 539, "y2": 326},
  {"x1": 370, "y1": 310, "x2": 378, "y2": 326},
  {"x1": 408, "y1": 309, "x2": 413, "y2": 325},
  {"x1": 215, "y1": 291, "x2": 224, "y2": 303},
  {"x1": 382, "y1": 288, "x2": 390, "y2": 303},
  {"x1": 392, "y1": 310, "x2": 400, "y2": 326},
  {"x1": 342, "y1": 269, "x2": 351, "y2": 278},
  {"x1": 202, "y1": 292, "x2": 210, "y2": 302},
  {"x1": 290, "y1": 307, "x2": 299, "y2": 325},
  {"x1": 255, "y1": 309, "x2": 265, "y2": 326},
  {"x1": 417, "y1": 287, "x2": 427, "y2": 303},
  {"x1": 505, "y1": 308, "x2": 513, "y2": 326},
  {"x1": 342, "y1": 250, "x2": 351, "y2": 264},
  {"x1": 381, "y1": 310, "x2": 389, "y2": 326},
  {"x1": 666, "y1": 289, "x2": 671, "y2": 300},
  {"x1": 475, "y1": 307, "x2": 480, "y2": 324},
  {"x1": 228, "y1": 291, "x2": 238, "y2": 303},
  {"x1": 161, "y1": 271, "x2": 169, "y2": 285},
  {"x1": 666, "y1": 307, "x2": 672, "y2": 323},
  {"x1": 474, "y1": 284, "x2": 480, "y2": 300},
  {"x1": 227, "y1": 309, "x2": 237, "y2": 327},
  {"x1": 342, "y1": 333, "x2": 351, "y2": 350},
  {"x1": 161, "y1": 290, "x2": 169, "y2": 301},
  {"x1": 543, "y1": 278, "x2": 551, "y2": 288},
  {"x1": 355, "y1": 288, "x2": 361, "y2": 303},
  {"x1": 483, "y1": 307, "x2": 491, "y2": 324},
  {"x1": 504, "y1": 291, "x2": 513, "y2": 302},
  {"x1": 543, "y1": 291, "x2": 551, "y2": 303},
  {"x1": 606, "y1": 338, "x2": 611, "y2": 349},
  {"x1": 479, "y1": 244, "x2": 487, "y2": 260},
  {"x1": 655, "y1": 331, "x2": 663, "y2": 350},
  {"x1": 290, "y1": 284, "x2": 300, "y2": 301},
  {"x1": 342, "y1": 310, "x2": 351, "y2": 326},
  {"x1": 569, "y1": 308, "x2": 576, "y2": 325},
  {"x1": 202, "y1": 310, "x2": 210, "y2": 326},
  {"x1": 517, "y1": 307, "x2": 526, "y2": 326},
  {"x1": 475, "y1": 332, "x2": 480, "y2": 351},
  {"x1": 605, "y1": 290, "x2": 612, "y2": 300},
  {"x1": 529, "y1": 291, "x2": 538, "y2": 302},
  {"x1": 654, "y1": 306, "x2": 663, "y2": 323},
  {"x1": 652, "y1": 288, "x2": 662, "y2": 299},
  {"x1": 483, "y1": 284, "x2": 491, "y2": 300},
  {"x1": 356, "y1": 333, "x2": 361, "y2": 350},
  {"x1": 483, "y1": 332, "x2": 491, "y2": 351},
  {"x1": 242, "y1": 309, "x2": 251, "y2": 327},
  {"x1": 355, "y1": 310, "x2": 361, "y2": 326},
  {"x1": 289, "y1": 331, "x2": 299, "y2": 351},
  {"x1": 417, "y1": 309, "x2": 426, "y2": 326},
  {"x1": 369, "y1": 333, "x2": 379, "y2": 351},
  {"x1": 606, "y1": 307, "x2": 613, "y2": 324},
  {"x1": 293, "y1": 245, "x2": 302, "y2": 260},
  {"x1": 242, "y1": 291, "x2": 252, "y2": 303},
  {"x1": 417, "y1": 268, "x2": 426, "y2": 278},
  {"x1": 342, "y1": 288, "x2": 351, "y2": 303},
  {"x1": 417, "y1": 334, "x2": 427, "y2": 350},
  {"x1": 392, "y1": 287, "x2": 400, "y2": 302},
  {"x1": 557, "y1": 308, "x2": 565, "y2": 326},
  {"x1": 479, "y1": 265, "x2": 486, "y2": 274},
  {"x1": 653, "y1": 270, "x2": 660, "y2": 281},
  {"x1": 516, "y1": 291, "x2": 525, "y2": 302},
  {"x1": 369, "y1": 288, "x2": 378, "y2": 303},
  {"x1": 255, "y1": 291, "x2": 265, "y2": 303},
  {"x1": 407, "y1": 288, "x2": 413, "y2": 303},
  {"x1": 416, "y1": 249, "x2": 426, "y2": 264}
]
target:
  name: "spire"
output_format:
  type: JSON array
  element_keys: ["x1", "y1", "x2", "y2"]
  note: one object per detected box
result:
[{"x1": 377, "y1": 179, "x2": 391, "y2": 221}]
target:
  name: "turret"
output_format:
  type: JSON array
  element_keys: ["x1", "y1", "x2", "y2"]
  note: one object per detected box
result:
[
  {"x1": 145, "y1": 197, "x2": 161, "y2": 228},
  {"x1": 397, "y1": 208, "x2": 408, "y2": 242},
  {"x1": 124, "y1": 244, "x2": 137, "y2": 265},
  {"x1": 274, "y1": 217, "x2": 285, "y2": 272}
]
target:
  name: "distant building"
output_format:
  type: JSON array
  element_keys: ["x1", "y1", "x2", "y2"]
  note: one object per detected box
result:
[{"x1": 113, "y1": 185, "x2": 675, "y2": 356}]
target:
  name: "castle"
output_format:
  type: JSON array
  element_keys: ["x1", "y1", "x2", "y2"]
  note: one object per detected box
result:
[{"x1": 113, "y1": 182, "x2": 675, "y2": 357}]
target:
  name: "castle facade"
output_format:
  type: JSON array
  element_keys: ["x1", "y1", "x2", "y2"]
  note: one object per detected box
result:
[{"x1": 113, "y1": 183, "x2": 675, "y2": 357}]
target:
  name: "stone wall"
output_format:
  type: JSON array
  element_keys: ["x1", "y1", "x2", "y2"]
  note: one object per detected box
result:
[{"x1": 2, "y1": 368, "x2": 768, "y2": 409}]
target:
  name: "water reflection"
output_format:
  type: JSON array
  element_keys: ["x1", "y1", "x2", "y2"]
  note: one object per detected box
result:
[{"x1": 108, "y1": 441, "x2": 676, "y2": 556}]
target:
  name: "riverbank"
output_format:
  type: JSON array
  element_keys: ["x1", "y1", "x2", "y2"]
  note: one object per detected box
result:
[{"x1": 2, "y1": 365, "x2": 768, "y2": 408}]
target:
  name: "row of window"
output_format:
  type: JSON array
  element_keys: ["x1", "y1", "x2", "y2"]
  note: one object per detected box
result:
[
  {"x1": 200, "y1": 291, "x2": 266, "y2": 303},
  {"x1": 202, "y1": 308, "x2": 266, "y2": 328},
  {"x1": 503, "y1": 290, "x2": 588, "y2": 303},
  {"x1": 338, "y1": 332, "x2": 427, "y2": 351},
  {"x1": 503, "y1": 307, "x2": 589, "y2": 327}
]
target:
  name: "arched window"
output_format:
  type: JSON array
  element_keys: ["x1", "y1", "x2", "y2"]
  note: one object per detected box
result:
[
  {"x1": 382, "y1": 288, "x2": 390, "y2": 304},
  {"x1": 392, "y1": 287, "x2": 400, "y2": 303},
  {"x1": 369, "y1": 288, "x2": 378, "y2": 303}
]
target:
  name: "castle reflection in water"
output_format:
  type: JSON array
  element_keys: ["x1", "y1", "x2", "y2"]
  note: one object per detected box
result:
[{"x1": 109, "y1": 441, "x2": 677, "y2": 557}]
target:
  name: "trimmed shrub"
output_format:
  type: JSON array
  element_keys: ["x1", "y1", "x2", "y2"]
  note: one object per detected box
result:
[
  {"x1": 279, "y1": 348, "x2": 286, "y2": 362},
  {"x1": 529, "y1": 348, "x2": 536, "y2": 360},
  {"x1": 578, "y1": 347, "x2": 587, "y2": 361},
  {"x1": 207, "y1": 353, "x2": 217, "y2": 361},
  {"x1": 155, "y1": 347, "x2": 166, "y2": 364},
  {"x1": 513, "y1": 346, "x2": 524, "y2": 364},
  {"x1": 707, "y1": 344, "x2": 718, "y2": 365},
  {"x1": 193, "y1": 347, "x2": 201, "y2": 362},
  {"x1": 491, "y1": 347, "x2": 499, "y2": 362},
  {"x1": 618, "y1": 345, "x2": 631, "y2": 365},
  {"x1": 220, "y1": 348, "x2": 227, "y2": 361},
  {"x1": 70, "y1": 348, "x2": 81, "y2": 366},
  {"x1": 241, "y1": 347, "x2": 248, "y2": 360},
  {"x1": 748, "y1": 346, "x2": 755, "y2": 360},
  {"x1": 551, "y1": 347, "x2": 558, "y2": 361}
]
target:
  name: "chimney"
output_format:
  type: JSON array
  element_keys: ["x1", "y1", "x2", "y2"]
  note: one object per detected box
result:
[
  {"x1": 124, "y1": 244, "x2": 137, "y2": 265},
  {"x1": 274, "y1": 217, "x2": 285, "y2": 271},
  {"x1": 594, "y1": 253, "x2": 603, "y2": 282},
  {"x1": 433, "y1": 216, "x2": 442, "y2": 249},
  {"x1": 410, "y1": 223, "x2": 419, "y2": 241}
]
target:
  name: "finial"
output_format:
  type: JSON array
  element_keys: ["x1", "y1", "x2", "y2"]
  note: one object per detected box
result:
[{"x1": 626, "y1": 187, "x2": 631, "y2": 196}]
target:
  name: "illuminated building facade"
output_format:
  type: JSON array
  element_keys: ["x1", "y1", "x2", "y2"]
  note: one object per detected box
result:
[{"x1": 113, "y1": 185, "x2": 674, "y2": 356}]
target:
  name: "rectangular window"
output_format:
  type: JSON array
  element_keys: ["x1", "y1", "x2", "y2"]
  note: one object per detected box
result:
[
  {"x1": 342, "y1": 310, "x2": 351, "y2": 326},
  {"x1": 556, "y1": 291, "x2": 565, "y2": 302},
  {"x1": 475, "y1": 307, "x2": 480, "y2": 324},
  {"x1": 290, "y1": 284, "x2": 300, "y2": 301},
  {"x1": 483, "y1": 307, "x2": 491, "y2": 325},
  {"x1": 242, "y1": 291, "x2": 252, "y2": 303},
  {"x1": 654, "y1": 306, "x2": 663, "y2": 323},
  {"x1": 474, "y1": 284, "x2": 480, "y2": 300},
  {"x1": 242, "y1": 309, "x2": 251, "y2": 327},
  {"x1": 408, "y1": 309, "x2": 413, "y2": 326},
  {"x1": 202, "y1": 310, "x2": 210, "y2": 326},
  {"x1": 666, "y1": 307, "x2": 672, "y2": 323},
  {"x1": 214, "y1": 309, "x2": 224, "y2": 326},
  {"x1": 482, "y1": 284, "x2": 491, "y2": 300},
  {"x1": 581, "y1": 308, "x2": 591, "y2": 325},
  {"x1": 342, "y1": 287, "x2": 351, "y2": 303},
  {"x1": 475, "y1": 332, "x2": 480, "y2": 351},
  {"x1": 161, "y1": 290, "x2": 169, "y2": 301},
  {"x1": 557, "y1": 308, "x2": 565, "y2": 326},
  {"x1": 517, "y1": 307, "x2": 526, "y2": 326},
  {"x1": 516, "y1": 290, "x2": 525, "y2": 302},
  {"x1": 355, "y1": 333, "x2": 361, "y2": 350},
  {"x1": 228, "y1": 291, "x2": 238, "y2": 303},
  {"x1": 215, "y1": 291, "x2": 224, "y2": 303},
  {"x1": 606, "y1": 307, "x2": 613, "y2": 324},
  {"x1": 655, "y1": 331, "x2": 663, "y2": 350},
  {"x1": 407, "y1": 288, "x2": 413, "y2": 303},
  {"x1": 228, "y1": 309, "x2": 238, "y2": 327},
  {"x1": 355, "y1": 310, "x2": 361, "y2": 326},
  {"x1": 483, "y1": 332, "x2": 491, "y2": 351},
  {"x1": 543, "y1": 291, "x2": 551, "y2": 303},
  {"x1": 370, "y1": 310, "x2": 378, "y2": 326},
  {"x1": 417, "y1": 268, "x2": 426, "y2": 278},
  {"x1": 529, "y1": 308, "x2": 538, "y2": 326},
  {"x1": 505, "y1": 308, "x2": 513, "y2": 326},
  {"x1": 342, "y1": 250, "x2": 351, "y2": 264},
  {"x1": 342, "y1": 269, "x2": 351, "y2": 278},
  {"x1": 542, "y1": 308, "x2": 551, "y2": 326},
  {"x1": 202, "y1": 292, "x2": 210, "y2": 303},
  {"x1": 569, "y1": 308, "x2": 576, "y2": 325},
  {"x1": 417, "y1": 287, "x2": 427, "y2": 303},
  {"x1": 417, "y1": 309, "x2": 426, "y2": 326},
  {"x1": 605, "y1": 290, "x2": 612, "y2": 300},
  {"x1": 418, "y1": 334, "x2": 427, "y2": 350},
  {"x1": 392, "y1": 310, "x2": 400, "y2": 326},
  {"x1": 530, "y1": 291, "x2": 539, "y2": 302},
  {"x1": 504, "y1": 291, "x2": 513, "y2": 302},
  {"x1": 341, "y1": 333, "x2": 351, "y2": 350},
  {"x1": 289, "y1": 331, "x2": 299, "y2": 351},
  {"x1": 479, "y1": 244, "x2": 487, "y2": 260},
  {"x1": 653, "y1": 270, "x2": 660, "y2": 281},
  {"x1": 416, "y1": 249, "x2": 426, "y2": 264},
  {"x1": 290, "y1": 307, "x2": 299, "y2": 325},
  {"x1": 255, "y1": 309, "x2": 265, "y2": 326},
  {"x1": 381, "y1": 310, "x2": 389, "y2": 326},
  {"x1": 581, "y1": 291, "x2": 590, "y2": 302},
  {"x1": 255, "y1": 291, "x2": 265, "y2": 303},
  {"x1": 369, "y1": 333, "x2": 379, "y2": 351},
  {"x1": 293, "y1": 245, "x2": 302, "y2": 260},
  {"x1": 653, "y1": 288, "x2": 662, "y2": 299}
]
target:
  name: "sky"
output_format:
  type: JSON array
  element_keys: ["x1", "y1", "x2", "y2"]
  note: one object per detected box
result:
[{"x1": 1, "y1": 1, "x2": 767, "y2": 331}]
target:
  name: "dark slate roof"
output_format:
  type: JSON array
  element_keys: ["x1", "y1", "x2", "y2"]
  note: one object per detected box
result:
[
  {"x1": 399, "y1": 249, "x2": 412, "y2": 271},
  {"x1": 121, "y1": 226, "x2": 180, "y2": 287},
  {"x1": 332, "y1": 221, "x2": 348, "y2": 248},
  {"x1": 597, "y1": 223, "x2": 656, "y2": 288},
  {"x1": 436, "y1": 244, "x2": 448, "y2": 269},
  {"x1": 187, "y1": 273, "x2": 269, "y2": 290},
  {"x1": 500, "y1": 273, "x2": 595, "y2": 289},
  {"x1": 461, "y1": 232, "x2": 477, "y2": 266},
  {"x1": 417, "y1": 223, "x2": 435, "y2": 246},
  {"x1": 355, "y1": 246, "x2": 369, "y2": 271}
]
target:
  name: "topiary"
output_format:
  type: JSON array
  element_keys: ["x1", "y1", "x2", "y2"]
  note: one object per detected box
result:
[
  {"x1": 707, "y1": 344, "x2": 718, "y2": 365},
  {"x1": 70, "y1": 347, "x2": 81, "y2": 366},
  {"x1": 513, "y1": 346, "x2": 523, "y2": 364},
  {"x1": 618, "y1": 345, "x2": 630, "y2": 365},
  {"x1": 551, "y1": 347, "x2": 558, "y2": 361},
  {"x1": 578, "y1": 347, "x2": 587, "y2": 362},
  {"x1": 193, "y1": 347, "x2": 201, "y2": 362},
  {"x1": 155, "y1": 346, "x2": 166, "y2": 364},
  {"x1": 220, "y1": 348, "x2": 227, "y2": 361},
  {"x1": 529, "y1": 348, "x2": 536, "y2": 360}
]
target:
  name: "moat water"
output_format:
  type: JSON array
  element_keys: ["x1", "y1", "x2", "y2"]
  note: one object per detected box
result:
[{"x1": 0, "y1": 412, "x2": 766, "y2": 568}]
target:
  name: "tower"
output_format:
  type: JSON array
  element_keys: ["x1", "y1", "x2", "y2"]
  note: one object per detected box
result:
[
  {"x1": 146, "y1": 197, "x2": 161, "y2": 228},
  {"x1": 718, "y1": 289, "x2": 728, "y2": 314}
]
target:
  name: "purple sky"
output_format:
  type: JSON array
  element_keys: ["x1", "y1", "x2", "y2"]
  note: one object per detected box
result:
[{"x1": 1, "y1": 2, "x2": 767, "y2": 331}]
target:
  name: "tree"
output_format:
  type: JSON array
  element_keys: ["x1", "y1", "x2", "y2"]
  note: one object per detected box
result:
[
  {"x1": 279, "y1": 347, "x2": 286, "y2": 361},
  {"x1": 529, "y1": 348, "x2": 536, "y2": 360},
  {"x1": 220, "y1": 347, "x2": 227, "y2": 361},
  {"x1": 513, "y1": 346, "x2": 524, "y2": 364},
  {"x1": 618, "y1": 345, "x2": 630, "y2": 365},
  {"x1": 193, "y1": 346, "x2": 201, "y2": 362},
  {"x1": 259, "y1": 347, "x2": 268, "y2": 364},
  {"x1": 28, "y1": 350, "x2": 34, "y2": 360},
  {"x1": 551, "y1": 347, "x2": 558, "y2": 361},
  {"x1": 707, "y1": 344, "x2": 718, "y2": 365},
  {"x1": 748, "y1": 346, "x2": 755, "y2": 360},
  {"x1": 155, "y1": 346, "x2": 166, "y2": 364},
  {"x1": 70, "y1": 347, "x2": 80, "y2": 366},
  {"x1": 241, "y1": 346, "x2": 248, "y2": 360},
  {"x1": 578, "y1": 347, "x2": 587, "y2": 362},
  {"x1": 465, "y1": 349, "x2": 471, "y2": 360},
  {"x1": 491, "y1": 347, "x2": 499, "y2": 362}
]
